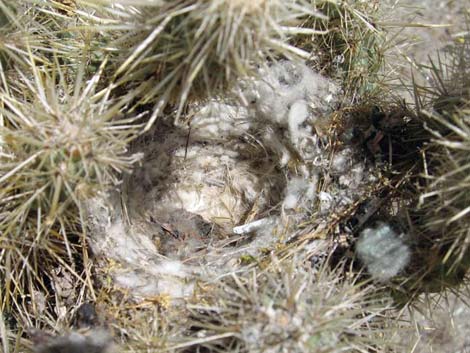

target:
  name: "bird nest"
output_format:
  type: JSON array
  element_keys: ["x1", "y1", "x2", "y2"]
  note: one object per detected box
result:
[{"x1": 85, "y1": 60, "x2": 380, "y2": 300}]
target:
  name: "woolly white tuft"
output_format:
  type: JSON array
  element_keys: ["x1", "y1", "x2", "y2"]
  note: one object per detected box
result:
[
  {"x1": 283, "y1": 177, "x2": 317, "y2": 210},
  {"x1": 355, "y1": 223, "x2": 410, "y2": 281}
]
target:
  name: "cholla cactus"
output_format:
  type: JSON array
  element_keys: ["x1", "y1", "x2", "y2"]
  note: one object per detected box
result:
[
  {"x1": 2, "y1": 1, "x2": 458, "y2": 352},
  {"x1": 0, "y1": 1, "x2": 28, "y2": 67},
  {"x1": 77, "y1": 0, "x2": 327, "y2": 125},
  {"x1": 1, "y1": 0, "x2": 90, "y2": 73},
  {"x1": 304, "y1": 1, "x2": 386, "y2": 99},
  {"x1": 419, "y1": 108, "x2": 470, "y2": 268},
  {"x1": 0, "y1": 60, "x2": 142, "y2": 322},
  {"x1": 183, "y1": 257, "x2": 398, "y2": 353},
  {"x1": 414, "y1": 35, "x2": 470, "y2": 271}
]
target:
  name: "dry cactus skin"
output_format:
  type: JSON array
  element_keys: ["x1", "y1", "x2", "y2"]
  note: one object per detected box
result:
[
  {"x1": 30, "y1": 303, "x2": 114, "y2": 353},
  {"x1": 31, "y1": 329, "x2": 115, "y2": 353},
  {"x1": 86, "y1": 61, "x2": 381, "y2": 301}
]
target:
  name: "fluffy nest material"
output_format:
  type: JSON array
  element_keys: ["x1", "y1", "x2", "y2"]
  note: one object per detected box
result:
[{"x1": 86, "y1": 60, "x2": 381, "y2": 300}]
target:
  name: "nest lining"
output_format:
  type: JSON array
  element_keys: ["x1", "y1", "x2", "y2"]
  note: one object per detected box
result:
[{"x1": 86, "y1": 60, "x2": 380, "y2": 300}]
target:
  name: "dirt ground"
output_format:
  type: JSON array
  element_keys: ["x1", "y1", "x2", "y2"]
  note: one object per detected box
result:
[
  {"x1": 398, "y1": 0, "x2": 468, "y2": 61},
  {"x1": 388, "y1": 0, "x2": 469, "y2": 91}
]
